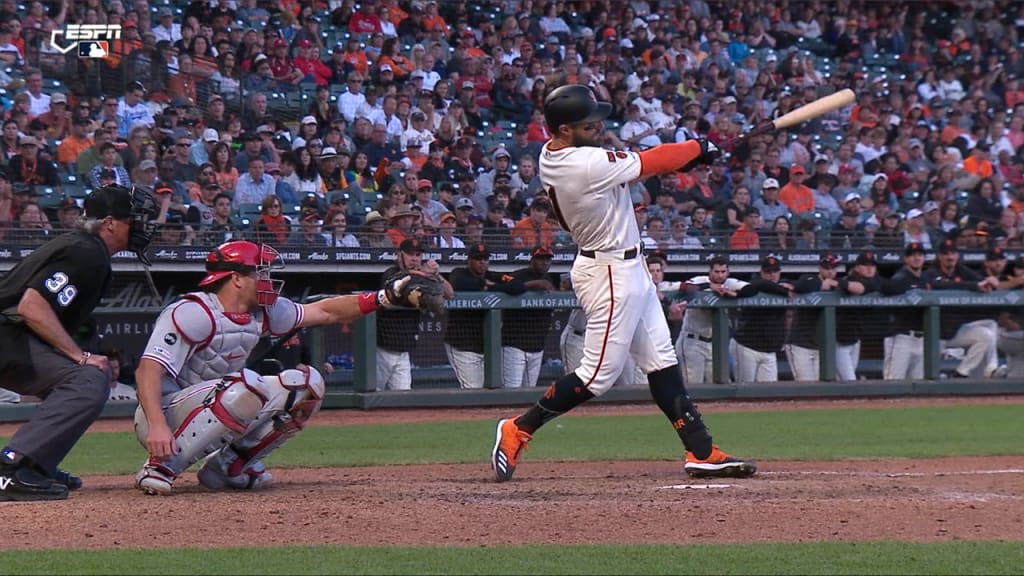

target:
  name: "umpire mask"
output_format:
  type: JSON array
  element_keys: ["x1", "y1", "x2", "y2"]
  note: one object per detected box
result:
[
  {"x1": 84, "y1": 185, "x2": 159, "y2": 264},
  {"x1": 127, "y1": 186, "x2": 160, "y2": 265}
]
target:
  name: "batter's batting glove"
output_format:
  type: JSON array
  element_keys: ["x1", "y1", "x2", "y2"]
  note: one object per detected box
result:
[{"x1": 678, "y1": 138, "x2": 722, "y2": 173}]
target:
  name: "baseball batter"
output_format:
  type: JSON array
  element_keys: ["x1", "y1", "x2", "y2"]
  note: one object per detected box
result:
[
  {"x1": 491, "y1": 84, "x2": 756, "y2": 481},
  {"x1": 134, "y1": 240, "x2": 436, "y2": 495}
]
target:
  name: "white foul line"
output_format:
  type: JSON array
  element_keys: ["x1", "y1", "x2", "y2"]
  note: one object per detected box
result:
[{"x1": 758, "y1": 468, "x2": 1024, "y2": 478}]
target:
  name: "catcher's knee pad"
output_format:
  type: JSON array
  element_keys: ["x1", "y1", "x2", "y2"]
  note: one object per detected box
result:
[
  {"x1": 134, "y1": 369, "x2": 283, "y2": 478},
  {"x1": 201, "y1": 368, "x2": 325, "y2": 486}
]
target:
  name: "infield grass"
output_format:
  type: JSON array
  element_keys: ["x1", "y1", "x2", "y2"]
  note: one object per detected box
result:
[
  {"x1": 11, "y1": 403, "x2": 1021, "y2": 475},
  {"x1": 1, "y1": 541, "x2": 1023, "y2": 575}
]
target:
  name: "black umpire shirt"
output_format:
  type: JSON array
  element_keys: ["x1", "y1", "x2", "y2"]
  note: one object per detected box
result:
[
  {"x1": 0, "y1": 230, "x2": 112, "y2": 374},
  {"x1": 733, "y1": 277, "x2": 791, "y2": 354},
  {"x1": 443, "y1": 268, "x2": 525, "y2": 354},
  {"x1": 377, "y1": 265, "x2": 423, "y2": 353},
  {"x1": 501, "y1": 267, "x2": 554, "y2": 353}
]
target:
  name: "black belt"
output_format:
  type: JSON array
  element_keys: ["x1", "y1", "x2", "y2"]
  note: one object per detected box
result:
[
  {"x1": 686, "y1": 333, "x2": 713, "y2": 343},
  {"x1": 572, "y1": 329, "x2": 585, "y2": 336},
  {"x1": 904, "y1": 330, "x2": 924, "y2": 338},
  {"x1": 579, "y1": 246, "x2": 640, "y2": 260}
]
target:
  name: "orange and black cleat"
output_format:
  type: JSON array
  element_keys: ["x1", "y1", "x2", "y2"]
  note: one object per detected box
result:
[
  {"x1": 491, "y1": 418, "x2": 532, "y2": 482},
  {"x1": 684, "y1": 445, "x2": 757, "y2": 479}
]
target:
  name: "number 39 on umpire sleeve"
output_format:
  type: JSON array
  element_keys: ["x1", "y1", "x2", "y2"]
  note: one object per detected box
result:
[{"x1": 45, "y1": 272, "x2": 78, "y2": 308}]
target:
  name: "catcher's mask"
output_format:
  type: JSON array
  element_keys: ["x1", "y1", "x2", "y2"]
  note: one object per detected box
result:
[{"x1": 200, "y1": 241, "x2": 285, "y2": 306}]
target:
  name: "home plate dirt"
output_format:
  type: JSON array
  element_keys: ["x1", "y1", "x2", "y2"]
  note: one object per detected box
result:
[{"x1": 1, "y1": 397, "x2": 1022, "y2": 550}]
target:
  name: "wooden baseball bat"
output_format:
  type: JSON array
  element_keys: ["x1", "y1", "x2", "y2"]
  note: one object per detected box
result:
[
  {"x1": 771, "y1": 88, "x2": 855, "y2": 131},
  {"x1": 725, "y1": 88, "x2": 856, "y2": 149}
]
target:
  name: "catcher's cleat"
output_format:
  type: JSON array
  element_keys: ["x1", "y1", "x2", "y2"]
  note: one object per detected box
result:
[
  {"x1": 135, "y1": 461, "x2": 176, "y2": 495},
  {"x1": 684, "y1": 445, "x2": 757, "y2": 479},
  {"x1": 54, "y1": 468, "x2": 83, "y2": 491},
  {"x1": 198, "y1": 453, "x2": 273, "y2": 491},
  {"x1": 491, "y1": 418, "x2": 531, "y2": 482}
]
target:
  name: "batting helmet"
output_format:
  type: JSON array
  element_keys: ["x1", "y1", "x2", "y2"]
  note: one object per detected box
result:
[
  {"x1": 200, "y1": 241, "x2": 284, "y2": 306},
  {"x1": 543, "y1": 84, "x2": 612, "y2": 132}
]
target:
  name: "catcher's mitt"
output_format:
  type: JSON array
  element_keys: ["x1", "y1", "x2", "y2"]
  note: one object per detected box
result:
[{"x1": 381, "y1": 274, "x2": 446, "y2": 316}]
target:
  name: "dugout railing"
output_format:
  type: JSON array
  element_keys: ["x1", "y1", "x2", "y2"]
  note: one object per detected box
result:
[{"x1": 323, "y1": 290, "x2": 1024, "y2": 393}]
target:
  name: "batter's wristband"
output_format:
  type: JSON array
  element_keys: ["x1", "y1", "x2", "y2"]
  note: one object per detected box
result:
[{"x1": 357, "y1": 291, "x2": 379, "y2": 314}]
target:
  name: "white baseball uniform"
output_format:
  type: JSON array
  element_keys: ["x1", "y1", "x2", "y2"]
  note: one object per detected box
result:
[
  {"x1": 675, "y1": 276, "x2": 748, "y2": 384},
  {"x1": 142, "y1": 291, "x2": 304, "y2": 398},
  {"x1": 560, "y1": 308, "x2": 645, "y2": 386},
  {"x1": 539, "y1": 143, "x2": 674, "y2": 395},
  {"x1": 135, "y1": 291, "x2": 320, "y2": 491}
]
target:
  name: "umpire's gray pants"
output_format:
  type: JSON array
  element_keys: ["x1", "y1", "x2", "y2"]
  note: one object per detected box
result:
[{"x1": 0, "y1": 335, "x2": 109, "y2": 473}]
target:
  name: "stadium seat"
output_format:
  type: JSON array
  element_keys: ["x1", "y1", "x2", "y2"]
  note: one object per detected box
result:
[
  {"x1": 64, "y1": 183, "x2": 88, "y2": 199},
  {"x1": 36, "y1": 189, "x2": 62, "y2": 210},
  {"x1": 237, "y1": 203, "x2": 262, "y2": 221}
]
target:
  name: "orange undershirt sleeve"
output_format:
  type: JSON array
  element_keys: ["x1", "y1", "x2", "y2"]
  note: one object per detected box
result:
[{"x1": 638, "y1": 140, "x2": 701, "y2": 177}]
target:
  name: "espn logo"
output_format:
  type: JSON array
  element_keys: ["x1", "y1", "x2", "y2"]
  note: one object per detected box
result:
[
  {"x1": 79, "y1": 41, "x2": 109, "y2": 58},
  {"x1": 49, "y1": 24, "x2": 121, "y2": 56}
]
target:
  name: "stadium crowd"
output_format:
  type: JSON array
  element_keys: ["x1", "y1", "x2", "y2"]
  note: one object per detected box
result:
[{"x1": 0, "y1": 0, "x2": 1021, "y2": 254}]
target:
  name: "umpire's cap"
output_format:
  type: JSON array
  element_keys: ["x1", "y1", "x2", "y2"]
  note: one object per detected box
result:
[{"x1": 543, "y1": 84, "x2": 611, "y2": 132}]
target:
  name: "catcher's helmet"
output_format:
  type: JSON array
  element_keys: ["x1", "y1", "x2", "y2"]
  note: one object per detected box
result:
[
  {"x1": 200, "y1": 241, "x2": 284, "y2": 306},
  {"x1": 543, "y1": 84, "x2": 612, "y2": 132}
]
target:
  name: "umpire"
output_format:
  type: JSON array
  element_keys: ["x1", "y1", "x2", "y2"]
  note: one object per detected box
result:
[{"x1": 0, "y1": 185, "x2": 157, "y2": 501}]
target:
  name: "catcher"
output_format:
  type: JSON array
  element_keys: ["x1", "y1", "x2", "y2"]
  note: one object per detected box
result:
[{"x1": 133, "y1": 240, "x2": 443, "y2": 495}]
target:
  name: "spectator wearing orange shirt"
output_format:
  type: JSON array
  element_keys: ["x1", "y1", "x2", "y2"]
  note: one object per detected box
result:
[
  {"x1": 421, "y1": 1, "x2": 450, "y2": 35},
  {"x1": 729, "y1": 207, "x2": 761, "y2": 250},
  {"x1": 103, "y1": 21, "x2": 143, "y2": 72},
  {"x1": 385, "y1": 204, "x2": 420, "y2": 247},
  {"x1": 340, "y1": 38, "x2": 368, "y2": 77},
  {"x1": 778, "y1": 164, "x2": 814, "y2": 216},
  {"x1": 55, "y1": 118, "x2": 93, "y2": 169},
  {"x1": 940, "y1": 109, "x2": 967, "y2": 145},
  {"x1": 962, "y1": 144, "x2": 994, "y2": 179},
  {"x1": 511, "y1": 200, "x2": 555, "y2": 249},
  {"x1": 383, "y1": 0, "x2": 408, "y2": 26},
  {"x1": 849, "y1": 93, "x2": 879, "y2": 129},
  {"x1": 378, "y1": 38, "x2": 415, "y2": 80}
]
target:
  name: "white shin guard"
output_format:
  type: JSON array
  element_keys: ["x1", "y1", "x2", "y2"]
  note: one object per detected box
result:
[
  {"x1": 135, "y1": 369, "x2": 285, "y2": 492},
  {"x1": 197, "y1": 368, "x2": 324, "y2": 491}
]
